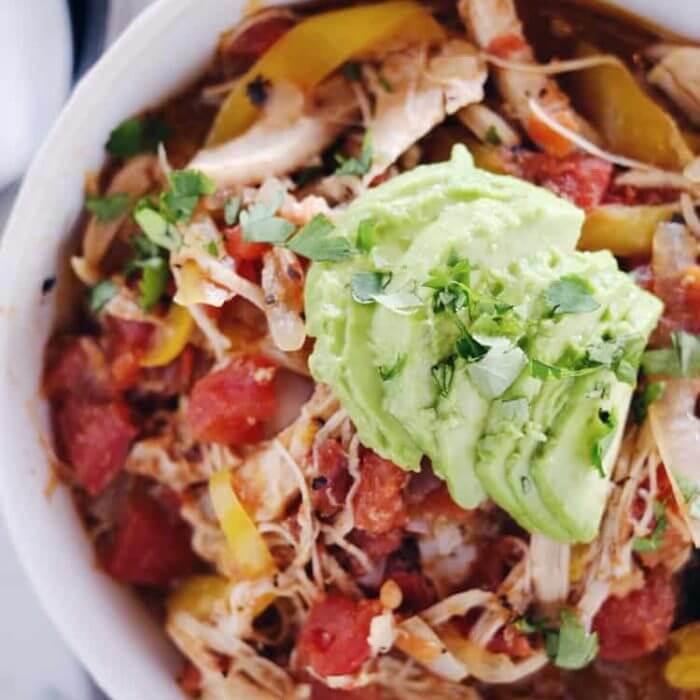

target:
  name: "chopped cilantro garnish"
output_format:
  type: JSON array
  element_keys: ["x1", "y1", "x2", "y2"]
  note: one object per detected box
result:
[
  {"x1": 546, "y1": 610, "x2": 599, "y2": 671},
  {"x1": 590, "y1": 408, "x2": 618, "y2": 477},
  {"x1": 456, "y1": 330, "x2": 489, "y2": 363},
  {"x1": 544, "y1": 275, "x2": 600, "y2": 316},
  {"x1": 246, "y1": 75, "x2": 271, "y2": 106},
  {"x1": 240, "y1": 192, "x2": 296, "y2": 244},
  {"x1": 162, "y1": 170, "x2": 216, "y2": 223},
  {"x1": 137, "y1": 257, "x2": 169, "y2": 310},
  {"x1": 631, "y1": 381, "x2": 666, "y2": 424},
  {"x1": 432, "y1": 357, "x2": 455, "y2": 398},
  {"x1": 106, "y1": 116, "x2": 170, "y2": 158},
  {"x1": 342, "y1": 61, "x2": 362, "y2": 81},
  {"x1": 205, "y1": 240, "x2": 219, "y2": 257},
  {"x1": 224, "y1": 196, "x2": 241, "y2": 226},
  {"x1": 467, "y1": 341, "x2": 527, "y2": 400},
  {"x1": 633, "y1": 500, "x2": 668, "y2": 553},
  {"x1": 485, "y1": 125, "x2": 502, "y2": 145},
  {"x1": 356, "y1": 218, "x2": 377, "y2": 253},
  {"x1": 379, "y1": 353, "x2": 407, "y2": 381},
  {"x1": 134, "y1": 206, "x2": 181, "y2": 251},
  {"x1": 287, "y1": 214, "x2": 353, "y2": 262},
  {"x1": 351, "y1": 271, "x2": 391, "y2": 304},
  {"x1": 424, "y1": 259, "x2": 472, "y2": 315},
  {"x1": 124, "y1": 234, "x2": 170, "y2": 310},
  {"x1": 86, "y1": 193, "x2": 130, "y2": 222},
  {"x1": 514, "y1": 616, "x2": 548, "y2": 635},
  {"x1": 335, "y1": 131, "x2": 373, "y2": 176},
  {"x1": 88, "y1": 279, "x2": 118, "y2": 313}
]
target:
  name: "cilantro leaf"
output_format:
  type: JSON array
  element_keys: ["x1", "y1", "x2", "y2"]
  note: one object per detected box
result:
[
  {"x1": 544, "y1": 275, "x2": 601, "y2": 316},
  {"x1": 351, "y1": 271, "x2": 390, "y2": 304},
  {"x1": 631, "y1": 381, "x2": 666, "y2": 424},
  {"x1": 287, "y1": 214, "x2": 353, "y2": 262},
  {"x1": 134, "y1": 206, "x2": 182, "y2": 251},
  {"x1": 106, "y1": 116, "x2": 170, "y2": 158},
  {"x1": 86, "y1": 193, "x2": 130, "y2": 222},
  {"x1": 88, "y1": 279, "x2": 118, "y2": 313},
  {"x1": 590, "y1": 409, "x2": 618, "y2": 477},
  {"x1": 546, "y1": 610, "x2": 599, "y2": 670},
  {"x1": 224, "y1": 196, "x2": 241, "y2": 226},
  {"x1": 335, "y1": 131, "x2": 373, "y2": 176},
  {"x1": 294, "y1": 165, "x2": 324, "y2": 189},
  {"x1": 240, "y1": 194, "x2": 296, "y2": 244},
  {"x1": 456, "y1": 331, "x2": 490, "y2": 363},
  {"x1": 356, "y1": 218, "x2": 377, "y2": 253},
  {"x1": 432, "y1": 357, "x2": 456, "y2": 398},
  {"x1": 633, "y1": 500, "x2": 668, "y2": 552},
  {"x1": 137, "y1": 257, "x2": 169, "y2": 310},
  {"x1": 379, "y1": 353, "x2": 407, "y2": 381},
  {"x1": 162, "y1": 169, "x2": 216, "y2": 223},
  {"x1": 467, "y1": 340, "x2": 528, "y2": 400},
  {"x1": 378, "y1": 74, "x2": 393, "y2": 92}
]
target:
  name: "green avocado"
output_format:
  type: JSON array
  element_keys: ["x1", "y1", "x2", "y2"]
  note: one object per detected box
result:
[{"x1": 305, "y1": 146, "x2": 662, "y2": 543}]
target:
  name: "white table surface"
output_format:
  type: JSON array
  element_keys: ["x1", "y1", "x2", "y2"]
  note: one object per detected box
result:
[{"x1": 0, "y1": 3, "x2": 154, "y2": 698}]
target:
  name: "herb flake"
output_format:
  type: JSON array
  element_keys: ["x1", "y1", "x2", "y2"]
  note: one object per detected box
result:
[
  {"x1": 287, "y1": 214, "x2": 353, "y2": 262},
  {"x1": 88, "y1": 279, "x2": 118, "y2": 313},
  {"x1": 544, "y1": 275, "x2": 601, "y2": 317},
  {"x1": 86, "y1": 193, "x2": 130, "y2": 222},
  {"x1": 379, "y1": 353, "x2": 407, "y2": 381},
  {"x1": 335, "y1": 131, "x2": 373, "y2": 176},
  {"x1": 224, "y1": 196, "x2": 242, "y2": 226}
]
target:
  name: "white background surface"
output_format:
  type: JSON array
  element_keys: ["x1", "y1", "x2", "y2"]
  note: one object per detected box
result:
[{"x1": 0, "y1": 5, "x2": 155, "y2": 698}]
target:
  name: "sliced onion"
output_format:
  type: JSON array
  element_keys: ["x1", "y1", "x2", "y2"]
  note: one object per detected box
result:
[
  {"x1": 529, "y1": 533, "x2": 570, "y2": 609},
  {"x1": 649, "y1": 378, "x2": 700, "y2": 545},
  {"x1": 441, "y1": 625, "x2": 549, "y2": 684},
  {"x1": 396, "y1": 616, "x2": 468, "y2": 682}
]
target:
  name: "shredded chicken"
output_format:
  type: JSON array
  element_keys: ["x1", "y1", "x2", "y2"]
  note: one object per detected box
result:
[{"x1": 648, "y1": 47, "x2": 700, "y2": 126}]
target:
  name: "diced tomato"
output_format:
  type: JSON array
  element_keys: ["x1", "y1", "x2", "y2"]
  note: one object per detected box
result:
[
  {"x1": 353, "y1": 450, "x2": 408, "y2": 535},
  {"x1": 297, "y1": 594, "x2": 381, "y2": 677},
  {"x1": 350, "y1": 528, "x2": 403, "y2": 562},
  {"x1": 223, "y1": 225, "x2": 271, "y2": 262},
  {"x1": 311, "y1": 681, "x2": 381, "y2": 700},
  {"x1": 518, "y1": 152, "x2": 613, "y2": 210},
  {"x1": 178, "y1": 661, "x2": 202, "y2": 697},
  {"x1": 487, "y1": 624, "x2": 534, "y2": 659},
  {"x1": 44, "y1": 337, "x2": 113, "y2": 401},
  {"x1": 187, "y1": 354, "x2": 277, "y2": 445},
  {"x1": 312, "y1": 439, "x2": 352, "y2": 519},
  {"x1": 387, "y1": 570, "x2": 437, "y2": 614},
  {"x1": 603, "y1": 183, "x2": 680, "y2": 206},
  {"x1": 100, "y1": 489, "x2": 198, "y2": 586},
  {"x1": 414, "y1": 483, "x2": 474, "y2": 524},
  {"x1": 221, "y1": 15, "x2": 294, "y2": 62},
  {"x1": 55, "y1": 396, "x2": 137, "y2": 495},
  {"x1": 487, "y1": 33, "x2": 528, "y2": 59},
  {"x1": 593, "y1": 569, "x2": 676, "y2": 661},
  {"x1": 105, "y1": 318, "x2": 155, "y2": 391}
]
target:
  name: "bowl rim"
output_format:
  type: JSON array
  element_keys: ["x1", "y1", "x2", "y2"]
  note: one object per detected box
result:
[{"x1": 0, "y1": 1, "x2": 698, "y2": 698}]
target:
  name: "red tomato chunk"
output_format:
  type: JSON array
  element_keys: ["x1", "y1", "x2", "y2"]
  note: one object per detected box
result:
[
  {"x1": 297, "y1": 594, "x2": 381, "y2": 677},
  {"x1": 518, "y1": 152, "x2": 613, "y2": 211},
  {"x1": 187, "y1": 354, "x2": 277, "y2": 445},
  {"x1": 55, "y1": 396, "x2": 136, "y2": 495},
  {"x1": 101, "y1": 489, "x2": 198, "y2": 586},
  {"x1": 593, "y1": 569, "x2": 676, "y2": 661},
  {"x1": 353, "y1": 451, "x2": 408, "y2": 535},
  {"x1": 223, "y1": 225, "x2": 271, "y2": 261}
]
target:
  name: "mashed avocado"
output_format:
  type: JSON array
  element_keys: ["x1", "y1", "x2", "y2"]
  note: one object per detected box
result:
[{"x1": 305, "y1": 146, "x2": 662, "y2": 543}]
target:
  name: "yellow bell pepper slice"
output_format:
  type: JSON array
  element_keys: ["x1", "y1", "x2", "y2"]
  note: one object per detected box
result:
[
  {"x1": 209, "y1": 468, "x2": 276, "y2": 580},
  {"x1": 665, "y1": 623, "x2": 700, "y2": 690},
  {"x1": 140, "y1": 303, "x2": 194, "y2": 368},
  {"x1": 569, "y1": 43, "x2": 693, "y2": 170},
  {"x1": 207, "y1": 0, "x2": 446, "y2": 145},
  {"x1": 579, "y1": 203, "x2": 678, "y2": 257},
  {"x1": 168, "y1": 574, "x2": 231, "y2": 620}
]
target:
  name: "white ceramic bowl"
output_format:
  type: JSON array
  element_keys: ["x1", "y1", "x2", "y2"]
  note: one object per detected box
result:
[{"x1": 0, "y1": 1, "x2": 698, "y2": 698}]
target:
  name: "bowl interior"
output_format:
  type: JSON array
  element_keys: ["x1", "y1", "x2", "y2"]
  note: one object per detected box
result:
[{"x1": 0, "y1": 0, "x2": 697, "y2": 698}]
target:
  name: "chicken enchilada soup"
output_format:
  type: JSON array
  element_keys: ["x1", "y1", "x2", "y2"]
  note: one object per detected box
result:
[{"x1": 43, "y1": 1, "x2": 700, "y2": 697}]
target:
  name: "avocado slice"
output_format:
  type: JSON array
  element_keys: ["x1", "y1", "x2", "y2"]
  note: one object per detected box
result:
[{"x1": 531, "y1": 293, "x2": 662, "y2": 542}]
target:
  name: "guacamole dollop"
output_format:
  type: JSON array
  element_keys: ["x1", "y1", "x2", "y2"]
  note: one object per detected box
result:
[{"x1": 305, "y1": 147, "x2": 662, "y2": 543}]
